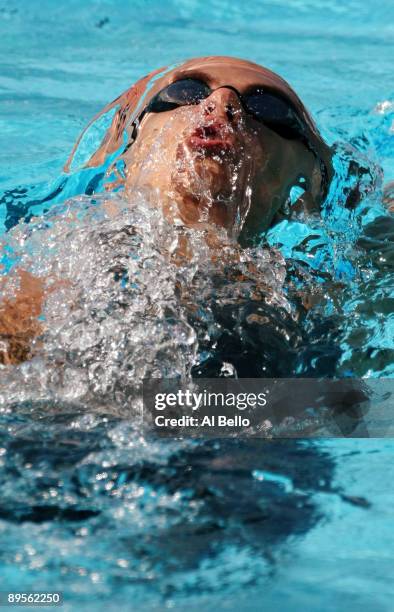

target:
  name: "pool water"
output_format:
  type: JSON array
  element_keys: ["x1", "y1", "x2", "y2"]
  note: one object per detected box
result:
[{"x1": 0, "y1": 1, "x2": 394, "y2": 610}]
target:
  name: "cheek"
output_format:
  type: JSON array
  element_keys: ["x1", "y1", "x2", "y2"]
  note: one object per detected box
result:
[
  {"x1": 135, "y1": 111, "x2": 189, "y2": 150},
  {"x1": 240, "y1": 122, "x2": 269, "y2": 166},
  {"x1": 240, "y1": 132, "x2": 268, "y2": 190},
  {"x1": 248, "y1": 127, "x2": 295, "y2": 189},
  {"x1": 243, "y1": 131, "x2": 289, "y2": 212}
]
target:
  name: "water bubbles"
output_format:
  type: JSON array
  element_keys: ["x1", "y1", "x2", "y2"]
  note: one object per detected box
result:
[{"x1": 0, "y1": 186, "x2": 298, "y2": 408}]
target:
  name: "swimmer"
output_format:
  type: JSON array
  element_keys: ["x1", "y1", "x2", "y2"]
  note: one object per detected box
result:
[
  {"x1": 1, "y1": 55, "x2": 334, "y2": 365},
  {"x1": 67, "y1": 56, "x2": 333, "y2": 243}
]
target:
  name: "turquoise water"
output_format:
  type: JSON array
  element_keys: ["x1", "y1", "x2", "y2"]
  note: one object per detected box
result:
[{"x1": 0, "y1": 1, "x2": 394, "y2": 610}]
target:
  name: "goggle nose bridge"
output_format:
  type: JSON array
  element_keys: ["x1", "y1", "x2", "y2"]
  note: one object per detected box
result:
[
  {"x1": 201, "y1": 84, "x2": 244, "y2": 105},
  {"x1": 202, "y1": 86, "x2": 244, "y2": 119}
]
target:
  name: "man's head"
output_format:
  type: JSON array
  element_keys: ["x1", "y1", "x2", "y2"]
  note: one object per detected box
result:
[{"x1": 67, "y1": 56, "x2": 332, "y2": 243}]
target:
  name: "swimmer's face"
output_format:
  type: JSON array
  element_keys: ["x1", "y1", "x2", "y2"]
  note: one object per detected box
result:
[{"x1": 120, "y1": 58, "x2": 331, "y2": 240}]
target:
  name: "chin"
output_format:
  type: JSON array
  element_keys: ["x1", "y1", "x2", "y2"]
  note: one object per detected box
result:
[{"x1": 170, "y1": 142, "x2": 250, "y2": 224}]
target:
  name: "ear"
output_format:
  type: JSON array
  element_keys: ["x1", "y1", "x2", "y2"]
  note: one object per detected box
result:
[
  {"x1": 64, "y1": 67, "x2": 166, "y2": 173},
  {"x1": 81, "y1": 105, "x2": 129, "y2": 169},
  {"x1": 291, "y1": 151, "x2": 332, "y2": 215}
]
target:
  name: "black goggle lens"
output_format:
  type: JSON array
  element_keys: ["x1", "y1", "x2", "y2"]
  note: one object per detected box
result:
[
  {"x1": 147, "y1": 79, "x2": 211, "y2": 112},
  {"x1": 244, "y1": 89, "x2": 305, "y2": 140}
]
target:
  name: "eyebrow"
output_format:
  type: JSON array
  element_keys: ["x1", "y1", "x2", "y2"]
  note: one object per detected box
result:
[{"x1": 170, "y1": 69, "x2": 211, "y2": 84}]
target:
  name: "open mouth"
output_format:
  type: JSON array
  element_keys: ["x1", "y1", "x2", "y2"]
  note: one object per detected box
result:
[{"x1": 187, "y1": 121, "x2": 235, "y2": 154}]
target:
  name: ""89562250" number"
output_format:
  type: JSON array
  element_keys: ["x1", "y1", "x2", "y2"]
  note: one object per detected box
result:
[{"x1": 0, "y1": 592, "x2": 63, "y2": 606}]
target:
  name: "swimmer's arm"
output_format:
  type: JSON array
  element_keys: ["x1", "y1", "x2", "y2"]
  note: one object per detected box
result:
[{"x1": 0, "y1": 269, "x2": 46, "y2": 365}]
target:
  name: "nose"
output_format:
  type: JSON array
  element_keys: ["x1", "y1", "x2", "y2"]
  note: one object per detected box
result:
[{"x1": 202, "y1": 87, "x2": 244, "y2": 123}]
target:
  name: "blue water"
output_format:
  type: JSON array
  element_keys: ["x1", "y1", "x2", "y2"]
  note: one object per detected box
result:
[{"x1": 0, "y1": 1, "x2": 394, "y2": 610}]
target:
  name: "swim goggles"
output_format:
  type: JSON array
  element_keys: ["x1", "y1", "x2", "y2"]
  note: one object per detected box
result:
[{"x1": 143, "y1": 77, "x2": 308, "y2": 142}]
